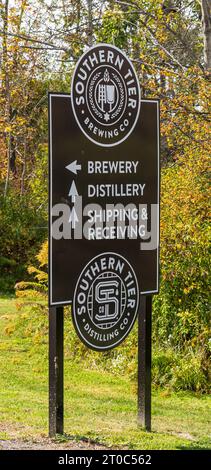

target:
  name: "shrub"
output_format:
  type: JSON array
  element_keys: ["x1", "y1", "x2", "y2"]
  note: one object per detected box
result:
[
  {"x1": 0, "y1": 192, "x2": 46, "y2": 294},
  {"x1": 171, "y1": 352, "x2": 208, "y2": 392},
  {"x1": 153, "y1": 148, "x2": 210, "y2": 353}
]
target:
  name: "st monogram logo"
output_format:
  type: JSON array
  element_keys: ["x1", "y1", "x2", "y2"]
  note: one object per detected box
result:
[
  {"x1": 72, "y1": 253, "x2": 140, "y2": 350},
  {"x1": 71, "y1": 44, "x2": 141, "y2": 147}
]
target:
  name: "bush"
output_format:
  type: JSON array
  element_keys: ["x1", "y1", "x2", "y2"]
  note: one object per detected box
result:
[
  {"x1": 171, "y1": 353, "x2": 208, "y2": 392},
  {"x1": 0, "y1": 192, "x2": 46, "y2": 294},
  {"x1": 153, "y1": 148, "x2": 210, "y2": 354},
  {"x1": 152, "y1": 346, "x2": 210, "y2": 393}
]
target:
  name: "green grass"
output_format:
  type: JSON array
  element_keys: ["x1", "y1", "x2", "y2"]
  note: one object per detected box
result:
[{"x1": 0, "y1": 297, "x2": 210, "y2": 450}]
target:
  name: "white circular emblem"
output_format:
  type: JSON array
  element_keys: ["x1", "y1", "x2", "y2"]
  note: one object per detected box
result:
[
  {"x1": 71, "y1": 44, "x2": 141, "y2": 147},
  {"x1": 72, "y1": 252, "x2": 140, "y2": 351}
]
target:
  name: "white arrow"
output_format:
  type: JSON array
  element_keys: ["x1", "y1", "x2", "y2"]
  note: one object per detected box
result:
[
  {"x1": 68, "y1": 207, "x2": 78, "y2": 229},
  {"x1": 68, "y1": 180, "x2": 78, "y2": 202},
  {"x1": 66, "y1": 160, "x2": 81, "y2": 175}
]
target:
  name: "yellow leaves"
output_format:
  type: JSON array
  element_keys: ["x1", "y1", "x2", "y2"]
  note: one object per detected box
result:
[
  {"x1": 15, "y1": 240, "x2": 48, "y2": 300},
  {"x1": 2, "y1": 116, "x2": 28, "y2": 140},
  {"x1": 10, "y1": 90, "x2": 18, "y2": 98},
  {"x1": 16, "y1": 117, "x2": 27, "y2": 126},
  {"x1": 15, "y1": 281, "x2": 29, "y2": 291},
  {"x1": 160, "y1": 127, "x2": 210, "y2": 298},
  {"x1": 36, "y1": 240, "x2": 48, "y2": 267},
  {"x1": 183, "y1": 284, "x2": 197, "y2": 295},
  {"x1": 156, "y1": 5, "x2": 165, "y2": 21},
  {"x1": 27, "y1": 266, "x2": 47, "y2": 283},
  {"x1": 4, "y1": 125, "x2": 12, "y2": 133},
  {"x1": 4, "y1": 324, "x2": 15, "y2": 336}
]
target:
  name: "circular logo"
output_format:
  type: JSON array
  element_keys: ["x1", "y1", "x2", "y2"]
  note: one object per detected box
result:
[
  {"x1": 72, "y1": 252, "x2": 139, "y2": 351},
  {"x1": 71, "y1": 44, "x2": 141, "y2": 147}
]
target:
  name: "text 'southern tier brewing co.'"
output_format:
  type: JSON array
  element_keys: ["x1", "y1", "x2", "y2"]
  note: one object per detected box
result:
[{"x1": 71, "y1": 44, "x2": 141, "y2": 147}]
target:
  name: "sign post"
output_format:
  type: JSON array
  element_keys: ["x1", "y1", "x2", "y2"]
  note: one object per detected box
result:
[
  {"x1": 48, "y1": 43, "x2": 160, "y2": 436},
  {"x1": 49, "y1": 306, "x2": 64, "y2": 437},
  {"x1": 138, "y1": 296, "x2": 152, "y2": 431}
]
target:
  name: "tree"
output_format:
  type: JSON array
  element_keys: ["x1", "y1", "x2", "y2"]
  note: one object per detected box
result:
[{"x1": 95, "y1": 1, "x2": 209, "y2": 164}]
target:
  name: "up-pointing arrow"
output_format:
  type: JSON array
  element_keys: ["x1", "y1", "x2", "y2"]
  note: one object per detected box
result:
[
  {"x1": 66, "y1": 160, "x2": 81, "y2": 175},
  {"x1": 68, "y1": 180, "x2": 78, "y2": 203},
  {"x1": 68, "y1": 207, "x2": 78, "y2": 229}
]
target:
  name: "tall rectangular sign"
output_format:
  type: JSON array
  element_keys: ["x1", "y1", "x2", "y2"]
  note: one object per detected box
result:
[{"x1": 49, "y1": 94, "x2": 159, "y2": 350}]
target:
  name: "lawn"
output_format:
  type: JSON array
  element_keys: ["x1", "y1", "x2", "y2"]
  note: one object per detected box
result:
[{"x1": 0, "y1": 297, "x2": 210, "y2": 450}]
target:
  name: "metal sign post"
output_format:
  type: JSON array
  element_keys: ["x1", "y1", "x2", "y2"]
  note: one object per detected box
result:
[
  {"x1": 138, "y1": 296, "x2": 152, "y2": 431},
  {"x1": 49, "y1": 306, "x2": 64, "y2": 437}
]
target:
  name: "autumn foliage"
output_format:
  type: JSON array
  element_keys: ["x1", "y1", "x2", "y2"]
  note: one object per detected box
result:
[{"x1": 1, "y1": 1, "x2": 211, "y2": 390}]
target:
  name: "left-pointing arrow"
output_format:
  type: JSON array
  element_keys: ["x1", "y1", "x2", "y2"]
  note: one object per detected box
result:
[
  {"x1": 68, "y1": 180, "x2": 78, "y2": 203},
  {"x1": 66, "y1": 160, "x2": 81, "y2": 175},
  {"x1": 68, "y1": 207, "x2": 78, "y2": 229}
]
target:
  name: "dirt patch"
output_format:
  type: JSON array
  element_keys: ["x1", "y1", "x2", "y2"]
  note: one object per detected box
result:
[
  {"x1": 0, "y1": 422, "x2": 111, "y2": 451},
  {"x1": 174, "y1": 432, "x2": 195, "y2": 441},
  {"x1": 0, "y1": 437, "x2": 110, "y2": 450}
]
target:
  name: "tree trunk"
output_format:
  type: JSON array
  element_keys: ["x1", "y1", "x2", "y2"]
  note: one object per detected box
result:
[
  {"x1": 21, "y1": 135, "x2": 27, "y2": 195},
  {"x1": 87, "y1": 0, "x2": 93, "y2": 47},
  {"x1": 201, "y1": 0, "x2": 211, "y2": 74},
  {"x1": 2, "y1": 0, "x2": 11, "y2": 197}
]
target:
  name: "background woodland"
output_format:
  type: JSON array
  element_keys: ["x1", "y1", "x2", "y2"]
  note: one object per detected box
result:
[{"x1": 0, "y1": 0, "x2": 210, "y2": 391}]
